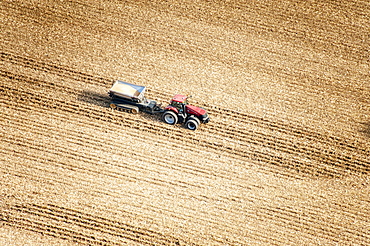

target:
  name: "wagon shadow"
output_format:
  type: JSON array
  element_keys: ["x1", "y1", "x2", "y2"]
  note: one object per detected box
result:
[
  {"x1": 77, "y1": 90, "x2": 111, "y2": 108},
  {"x1": 77, "y1": 90, "x2": 163, "y2": 122}
]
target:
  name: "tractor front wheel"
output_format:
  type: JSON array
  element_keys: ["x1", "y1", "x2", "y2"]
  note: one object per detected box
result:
[
  {"x1": 162, "y1": 111, "x2": 178, "y2": 125},
  {"x1": 185, "y1": 118, "x2": 199, "y2": 130}
]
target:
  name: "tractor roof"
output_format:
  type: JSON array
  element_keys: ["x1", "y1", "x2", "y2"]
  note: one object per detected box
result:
[{"x1": 172, "y1": 94, "x2": 187, "y2": 103}]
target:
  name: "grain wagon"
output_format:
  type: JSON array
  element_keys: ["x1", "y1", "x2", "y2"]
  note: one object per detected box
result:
[{"x1": 108, "y1": 80, "x2": 162, "y2": 114}]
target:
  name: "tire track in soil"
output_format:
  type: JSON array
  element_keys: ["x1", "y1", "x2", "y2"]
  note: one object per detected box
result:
[
  {"x1": 1, "y1": 203, "x2": 183, "y2": 246},
  {"x1": 1, "y1": 56, "x2": 369, "y2": 179}
]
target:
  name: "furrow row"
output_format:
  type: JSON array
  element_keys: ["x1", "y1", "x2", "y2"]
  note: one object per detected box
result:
[
  {"x1": 0, "y1": 166, "x2": 317, "y2": 246},
  {"x1": 8, "y1": 203, "x2": 182, "y2": 246},
  {"x1": 10, "y1": 78, "x2": 367, "y2": 180},
  {"x1": 1, "y1": 134, "x2": 199, "y2": 190},
  {"x1": 0, "y1": 163, "x2": 260, "y2": 245},
  {"x1": 0, "y1": 87, "x2": 288, "y2": 185}
]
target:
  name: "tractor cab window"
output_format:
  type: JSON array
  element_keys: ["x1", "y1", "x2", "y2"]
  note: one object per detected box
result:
[{"x1": 171, "y1": 101, "x2": 183, "y2": 110}]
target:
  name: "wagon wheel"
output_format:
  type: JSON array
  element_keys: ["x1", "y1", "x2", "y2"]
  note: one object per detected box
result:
[{"x1": 131, "y1": 107, "x2": 139, "y2": 114}]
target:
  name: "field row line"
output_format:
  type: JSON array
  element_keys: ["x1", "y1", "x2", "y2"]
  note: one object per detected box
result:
[
  {"x1": 5, "y1": 76, "x2": 366, "y2": 182},
  {"x1": 4, "y1": 126, "x2": 354, "y2": 245},
  {"x1": 0, "y1": 82, "x2": 277, "y2": 186},
  {"x1": 4, "y1": 134, "x2": 369, "y2": 244},
  {"x1": 0, "y1": 162, "x2": 326, "y2": 246},
  {"x1": 1, "y1": 109, "x2": 265, "y2": 193},
  {"x1": 2, "y1": 116, "x2": 293, "y2": 238},
  {"x1": 1, "y1": 133, "x2": 201, "y2": 191},
  {"x1": 7, "y1": 203, "x2": 182, "y2": 246}
]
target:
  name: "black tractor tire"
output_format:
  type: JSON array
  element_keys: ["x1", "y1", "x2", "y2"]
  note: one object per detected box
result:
[
  {"x1": 162, "y1": 110, "x2": 178, "y2": 125},
  {"x1": 188, "y1": 115, "x2": 200, "y2": 126},
  {"x1": 185, "y1": 118, "x2": 199, "y2": 130}
]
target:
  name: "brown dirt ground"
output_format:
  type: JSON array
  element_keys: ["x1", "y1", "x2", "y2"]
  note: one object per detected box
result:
[{"x1": 1, "y1": 0, "x2": 369, "y2": 245}]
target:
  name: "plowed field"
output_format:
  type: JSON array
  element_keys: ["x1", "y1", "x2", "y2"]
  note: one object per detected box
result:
[{"x1": 1, "y1": 0, "x2": 369, "y2": 245}]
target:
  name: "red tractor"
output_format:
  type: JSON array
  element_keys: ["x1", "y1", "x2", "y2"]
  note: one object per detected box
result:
[
  {"x1": 162, "y1": 94, "x2": 210, "y2": 130},
  {"x1": 109, "y1": 80, "x2": 209, "y2": 131}
]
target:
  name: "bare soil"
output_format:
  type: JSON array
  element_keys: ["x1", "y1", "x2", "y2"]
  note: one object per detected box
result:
[{"x1": 1, "y1": 0, "x2": 369, "y2": 245}]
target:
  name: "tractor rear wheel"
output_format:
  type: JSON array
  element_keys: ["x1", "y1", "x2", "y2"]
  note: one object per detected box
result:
[
  {"x1": 185, "y1": 118, "x2": 199, "y2": 130},
  {"x1": 162, "y1": 111, "x2": 178, "y2": 125}
]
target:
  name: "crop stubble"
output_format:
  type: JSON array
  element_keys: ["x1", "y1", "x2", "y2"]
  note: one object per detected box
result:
[{"x1": 1, "y1": 0, "x2": 370, "y2": 245}]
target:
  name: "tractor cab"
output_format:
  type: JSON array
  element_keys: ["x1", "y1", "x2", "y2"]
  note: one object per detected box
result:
[{"x1": 170, "y1": 94, "x2": 188, "y2": 112}]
